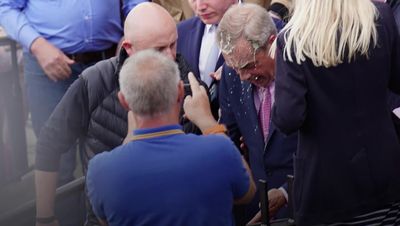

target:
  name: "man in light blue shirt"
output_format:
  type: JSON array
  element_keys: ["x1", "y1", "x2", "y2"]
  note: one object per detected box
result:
[
  {"x1": 0, "y1": 0, "x2": 148, "y2": 174},
  {"x1": 0, "y1": 1, "x2": 147, "y2": 225}
]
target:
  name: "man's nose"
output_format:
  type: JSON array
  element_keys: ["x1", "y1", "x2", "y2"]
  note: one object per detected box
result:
[{"x1": 196, "y1": 0, "x2": 207, "y2": 12}]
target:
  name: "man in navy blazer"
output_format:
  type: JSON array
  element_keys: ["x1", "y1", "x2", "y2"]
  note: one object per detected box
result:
[
  {"x1": 177, "y1": 0, "x2": 237, "y2": 118},
  {"x1": 216, "y1": 4, "x2": 296, "y2": 225}
]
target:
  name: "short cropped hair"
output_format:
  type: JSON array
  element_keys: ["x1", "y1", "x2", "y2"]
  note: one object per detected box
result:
[{"x1": 119, "y1": 49, "x2": 180, "y2": 117}]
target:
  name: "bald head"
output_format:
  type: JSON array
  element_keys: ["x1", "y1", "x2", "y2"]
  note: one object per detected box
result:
[{"x1": 122, "y1": 3, "x2": 178, "y2": 59}]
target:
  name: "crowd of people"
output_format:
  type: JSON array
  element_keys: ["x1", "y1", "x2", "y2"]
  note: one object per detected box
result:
[{"x1": 1, "y1": 0, "x2": 400, "y2": 225}]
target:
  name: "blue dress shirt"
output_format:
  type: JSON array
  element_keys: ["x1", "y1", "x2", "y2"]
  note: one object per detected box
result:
[{"x1": 0, "y1": 0, "x2": 148, "y2": 53}]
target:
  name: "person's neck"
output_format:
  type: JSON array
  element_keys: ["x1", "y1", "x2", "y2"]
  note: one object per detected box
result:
[{"x1": 135, "y1": 113, "x2": 179, "y2": 131}]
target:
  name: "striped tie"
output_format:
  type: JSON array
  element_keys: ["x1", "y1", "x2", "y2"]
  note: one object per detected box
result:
[{"x1": 259, "y1": 87, "x2": 271, "y2": 140}]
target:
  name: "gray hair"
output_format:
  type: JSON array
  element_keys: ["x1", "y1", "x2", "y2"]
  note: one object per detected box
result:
[
  {"x1": 216, "y1": 3, "x2": 277, "y2": 55},
  {"x1": 119, "y1": 49, "x2": 180, "y2": 117}
]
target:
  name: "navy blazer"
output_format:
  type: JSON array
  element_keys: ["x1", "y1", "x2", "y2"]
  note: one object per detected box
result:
[
  {"x1": 177, "y1": 17, "x2": 224, "y2": 118},
  {"x1": 177, "y1": 17, "x2": 225, "y2": 79},
  {"x1": 219, "y1": 65, "x2": 297, "y2": 222},
  {"x1": 273, "y1": 3, "x2": 400, "y2": 225}
]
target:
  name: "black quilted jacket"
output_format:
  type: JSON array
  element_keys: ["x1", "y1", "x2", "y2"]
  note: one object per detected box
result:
[{"x1": 35, "y1": 49, "x2": 202, "y2": 173}]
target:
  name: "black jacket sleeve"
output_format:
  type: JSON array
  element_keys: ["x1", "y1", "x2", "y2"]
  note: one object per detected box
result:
[{"x1": 35, "y1": 77, "x2": 90, "y2": 171}]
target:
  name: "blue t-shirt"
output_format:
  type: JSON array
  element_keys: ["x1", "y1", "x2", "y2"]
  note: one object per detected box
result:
[{"x1": 87, "y1": 124, "x2": 250, "y2": 226}]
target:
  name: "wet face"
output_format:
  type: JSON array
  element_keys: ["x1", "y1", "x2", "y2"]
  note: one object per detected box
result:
[
  {"x1": 193, "y1": 0, "x2": 237, "y2": 25},
  {"x1": 223, "y1": 38, "x2": 275, "y2": 88}
]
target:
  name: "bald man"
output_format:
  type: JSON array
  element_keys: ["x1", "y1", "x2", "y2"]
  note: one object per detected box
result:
[{"x1": 34, "y1": 3, "x2": 204, "y2": 226}]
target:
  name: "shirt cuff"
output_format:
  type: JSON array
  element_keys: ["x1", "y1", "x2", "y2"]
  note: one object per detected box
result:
[
  {"x1": 278, "y1": 187, "x2": 289, "y2": 203},
  {"x1": 18, "y1": 23, "x2": 41, "y2": 51},
  {"x1": 393, "y1": 107, "x2": 400, "y2": 119}
]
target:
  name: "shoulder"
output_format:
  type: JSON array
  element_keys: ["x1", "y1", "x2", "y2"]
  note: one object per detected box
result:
[
  {"x1": 221, "y1": 64, "x2": 242, "y2": 89},
  {"x1": 177, "y1": 17, "x2": 202, "y2": 31},
  {"x1": 374, "y1": 1, "x2": 397, "y2": 26},
  {"x1": 87, "y1": 144, "x2": 125, "y2": 176},
  {"x1": 81, "y1": 57, "x2": 118, "y2": 86},
  {"x1": 78, "y1": 57, "x2": 119, "y2": 104},
  {"x1": 190, "y1": 134, "x2": 238, "y2": 154}
]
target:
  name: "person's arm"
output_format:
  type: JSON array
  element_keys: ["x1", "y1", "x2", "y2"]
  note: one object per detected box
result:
[
  {"x1": 247, "y1": 187, "x2": 287, "y2": 225},
  {"x1": 183, "y1": 72, "x2": 256, "y2": 204},
  {"x1": 0, "y1": 0, "x2": 40, "y2": 51},
  {"x1": 0, "y1": 1, "x2": 74, "y2": 81},
  {"x1": 35, "y1": 171, "x2": 59, "y2": 226},
  {"x1": 389, "y1": 4, "x2": 400, "y2": 95},
  {"x1": 35, "y1": 77, "x2": 90, "y2": 225},
  {"x1": 122, "y1": 0, "x2": 149, "y2": 17},
  {"x1": 183, "y1": 73, "x2": 219, "y2": 133},
  {"x1": 272, "y1": 36, "x2": 307, "y2": 135},
  {"x1": 233, "y1": 157, "x2": 256, "y2": 205}
]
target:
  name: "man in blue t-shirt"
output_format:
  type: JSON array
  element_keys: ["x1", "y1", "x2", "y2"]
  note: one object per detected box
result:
[{"x1": 86, "y1": 49, "x2": 255, "y2": 226}]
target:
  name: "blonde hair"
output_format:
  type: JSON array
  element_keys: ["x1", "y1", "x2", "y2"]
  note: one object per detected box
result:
[{"x1": 282, "y1": 0, "x2": 378, "y2": 67}]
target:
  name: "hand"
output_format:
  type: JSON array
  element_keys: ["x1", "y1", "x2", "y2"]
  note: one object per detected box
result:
[
  {"x1": 210, "y1": 66, "x2": 222, "y2": 81},
  {"x1": 239, "y1": 136, "x2": 248, "y2": 152},
  {"x1": 240, "y1": 136, "x2": 249, "y2": 161},
  {"x1": 268, "y1": 188, "x2": 287, "y2": 217},
  {"x1": 183, "y1": 72, "x2": 217, "y2": 132},
  {"x1": 123, "y1": 111, "x2": 136, "y2": 144},
  {"x1": 247, "y1": 210, "x2": 261, "y2": 225},
  {"x1": 246, "y1": 189, "x2": 287, "y2": 225},
  {"x1": 30, "y1": 37, "x2": 75, "y2": 82}
]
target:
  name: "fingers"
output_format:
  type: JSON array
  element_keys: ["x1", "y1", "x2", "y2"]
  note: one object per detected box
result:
[
  {"x1": 188, "y1": 72, "x2": 201, "y2": 95},
  {"x1": 239, "y1": 136, "x2": 247, "y2": 151},
  {"x1": 43, "y1": 55, "x2": 72, "y2": 81},
  {"x1": 210, "y1": 66, "x2": 222, "y2": 81},
  {"x1": 246, "y1": 211, "x2": 262, "y2": 225},
  {"x1": 63, "y1": 54, "x2": 75, "y2": 65},
  {"x1": 183, "y1": 95, "x2": 193, "y2": 110}
]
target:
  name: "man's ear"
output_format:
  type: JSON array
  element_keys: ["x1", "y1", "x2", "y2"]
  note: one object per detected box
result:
[
  {"x1": 177, "y1": 80, "x2": 185, "y2": 104},
  {"x1": 121, "y1": 39, "x2": 135, "y2": 56},
  {"x1": 268, "y1": 34, "x2": 277, "y2": 45},
  {"x1": 118, "y1": 91, "x2": 130, "y2": 111}
]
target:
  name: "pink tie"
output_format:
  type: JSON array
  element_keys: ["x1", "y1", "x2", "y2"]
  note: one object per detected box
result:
[{"x1": 260, "y1": 87, "x2": 271, "y2": 140}]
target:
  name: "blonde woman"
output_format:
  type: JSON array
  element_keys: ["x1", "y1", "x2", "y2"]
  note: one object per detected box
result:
[{"x1": 272, "y1": 0, "x2": 400, "y2": 225}]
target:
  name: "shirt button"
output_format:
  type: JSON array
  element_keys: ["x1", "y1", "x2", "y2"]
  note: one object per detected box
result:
[
  {"x1": 85, "y1": 39, "x2": 89, "y2": 43},
  {"x1": 84, "y1": 15, "x2": 90, "y2": 20}
]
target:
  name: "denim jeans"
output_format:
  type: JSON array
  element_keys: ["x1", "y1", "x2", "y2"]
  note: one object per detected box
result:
[{"x1": 23, "y1": 52, "x2": 92, "y2": 226}]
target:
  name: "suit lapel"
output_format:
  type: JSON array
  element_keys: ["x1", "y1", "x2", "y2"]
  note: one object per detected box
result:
[
  {"x1": 242, "y1": 82, "x2": 265, "y2": 152},
  {"x1": 190, "y1": 19, "x2": 205, "y2": 79},
  {"x1": 215, "y1": 54, "x2": 225, "y2": 71}
]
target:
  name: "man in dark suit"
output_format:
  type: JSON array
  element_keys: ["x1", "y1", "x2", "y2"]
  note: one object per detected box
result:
[
  {"x1": 177, "y1": 0, "x2": 237, "y2": 118},
  {"x1": 216, "y1": 4, "x2": 296, "y2": 225}
]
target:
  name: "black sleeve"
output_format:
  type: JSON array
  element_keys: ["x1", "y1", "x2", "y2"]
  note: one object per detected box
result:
[
  {"x1": 272, "y1": 36, "x2": 308, "y2": 135},
  {"x1": 388, "y1": 3, "x2": 400, "y2": 94},
  {"x1": 35, "y1": 77, "x2": 90, "y2": 171}
]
